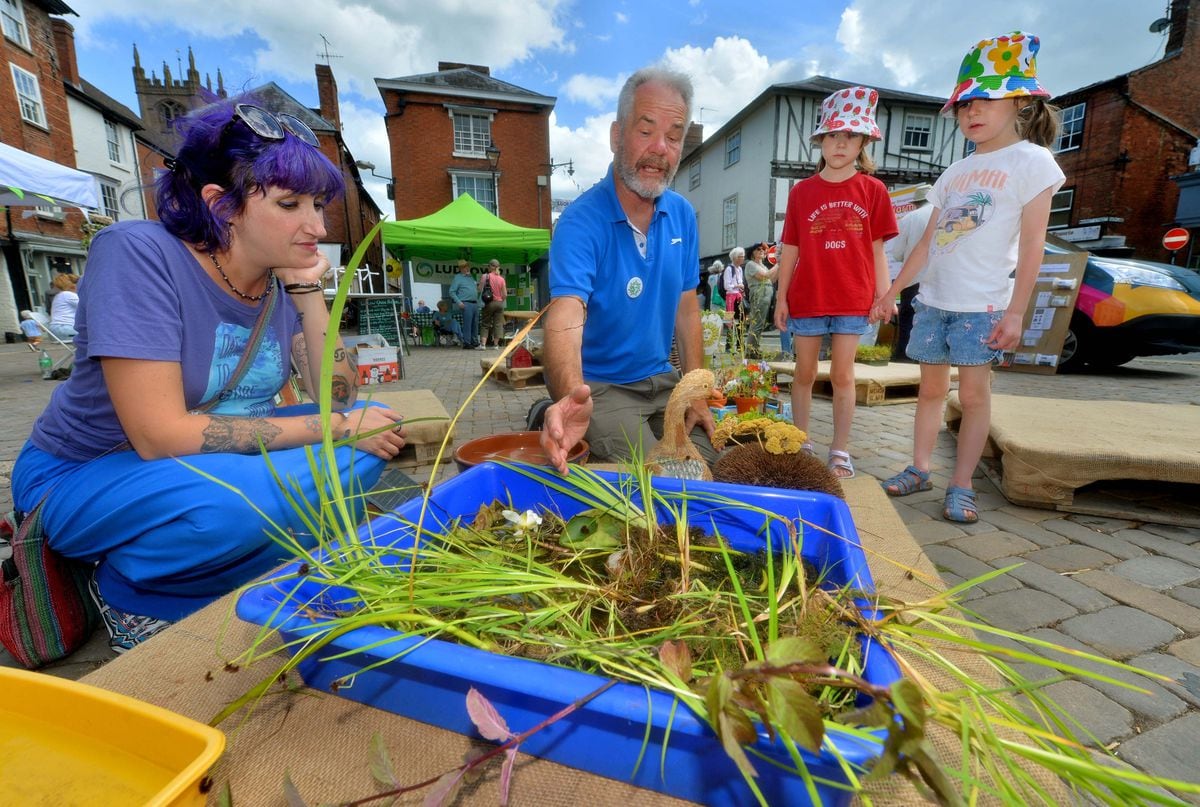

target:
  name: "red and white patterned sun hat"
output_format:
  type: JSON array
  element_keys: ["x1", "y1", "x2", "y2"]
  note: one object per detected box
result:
[{"x1": 812, "y1": 86, "x2": 882, "y2": 140}]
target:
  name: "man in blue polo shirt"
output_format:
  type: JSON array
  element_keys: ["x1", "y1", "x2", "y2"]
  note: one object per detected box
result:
[{"x1": 540, "y1": 66, "x2": 715, "y2": 472}]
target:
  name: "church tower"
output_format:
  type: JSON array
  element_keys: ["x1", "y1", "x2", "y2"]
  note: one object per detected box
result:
[{"x1": 132, "y1": 45, "x2": 227, "y2": 141}]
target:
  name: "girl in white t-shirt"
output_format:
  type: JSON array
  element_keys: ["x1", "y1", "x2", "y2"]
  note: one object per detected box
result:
[{"x1": 873, "y1": 31, "x2": 1065, "y2": 523}]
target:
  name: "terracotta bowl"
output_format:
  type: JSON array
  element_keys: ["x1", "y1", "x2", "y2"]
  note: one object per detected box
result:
[{"x1": 452, "y1": 431, "x2": 589, "y2": 473}]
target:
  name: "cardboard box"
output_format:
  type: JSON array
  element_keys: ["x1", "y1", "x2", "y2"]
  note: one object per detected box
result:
[{"x1": 346, "y1": 334, "x2": 400, "y2": 384}]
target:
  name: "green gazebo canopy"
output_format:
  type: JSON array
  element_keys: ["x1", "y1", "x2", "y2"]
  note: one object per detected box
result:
[{"x1": 381, "y1": 193, "x2": 550, "y2": 265}]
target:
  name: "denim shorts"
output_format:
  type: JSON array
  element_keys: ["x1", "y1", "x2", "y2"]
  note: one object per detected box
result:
[
  {"x1": 787, "y1": 315, "x2": 870, "y2": 337},
  {"x1": 906, "y1": 300, "x2": 1004, "y2": 365}
]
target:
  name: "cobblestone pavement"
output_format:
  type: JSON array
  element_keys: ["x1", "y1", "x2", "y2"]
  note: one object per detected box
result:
[{"x1": 3, "y1": 335, "x2": 1199, "y2": 796}]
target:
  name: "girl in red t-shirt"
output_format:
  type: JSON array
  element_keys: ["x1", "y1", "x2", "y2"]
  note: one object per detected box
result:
[{"x1": 774, "y1": 86, "x2": 897, "y2": 479}]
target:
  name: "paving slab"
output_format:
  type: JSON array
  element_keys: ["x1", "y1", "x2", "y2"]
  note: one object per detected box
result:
[
  {"x1": 1111, "y1": 555, "x2": 1200, "y2": 591},
  {"x1": 1115, "y1": 713, "x2": 1200, "y2": 792},
  {"x1": 978, "y1": 509, "x2": 1071, "y2": 547},
  {"x1": 1075, "y1": 570, "x2": 1200, "y2": 633},
  {"x1": 1039, "y1": 680, "x2": 1134, "y2": 745},
  {"x1": 1040, "y1": 518, "x2": 1149, "y2": 559},
  {"x1": 1114, "y1": 528, "x2": 1200, "y2": 567},
  {"x1": 1143, "y1": 523, "x2": 1200, "y2": 544},
  {"x1": 1060, "y1": 606, "x2": 1183, "y2": 659},
  {"x1": 1129, "y1": 652, "x2": 1200, "y2": 709},
  {"x1": 968, "y1": 589, "x2": 1077, "y2": 633},
  {"x1": 992, "y1": 557, "x2": 1116, "y2": 613},
  {"x1": 1171, "y1": 637, "x2": 1200, "y2": 667},
  {"x1": 923, "y1": 545, "x2": 1022, "y2": 593},
  {"x1": 947, "y1": 531, "x2": 1039, "y2": 562},
  {"x1": 1024, "y1": 544, "x2": 1118, "y2": 573}
]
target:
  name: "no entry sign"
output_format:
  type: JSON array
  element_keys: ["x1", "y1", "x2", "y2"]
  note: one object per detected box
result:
[{"x1": 1163, "y1": 227, "x2": 1190, "y2": 251}]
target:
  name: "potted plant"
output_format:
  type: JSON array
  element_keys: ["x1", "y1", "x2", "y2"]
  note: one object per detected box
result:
[
  {"x1": 722, "y1": 359, "x2": 777, "y2": 413},
  {"x1": 855, "y1": 343, "x2": 892, "y2": 366}
]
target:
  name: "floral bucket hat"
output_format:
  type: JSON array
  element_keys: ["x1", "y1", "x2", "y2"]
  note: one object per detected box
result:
[
  {"x1": 941, "y1": 31, "x2": 1049, "y2": 116},
  {"x1": 812, "y1": 86, "x2": 882, "y2": 140}
]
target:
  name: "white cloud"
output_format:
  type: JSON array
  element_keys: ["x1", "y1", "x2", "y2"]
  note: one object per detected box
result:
[
  {"x1": 615, "y1": 11, "x2": 628, "y2": 24},
  {"x1": 827, "y1": 1, "x2": 1164, "y2": 100},
  {"x1": 73, "y1": 0, "x2": 570, "y2": 101},
  {"x1": 561, "y1": 73, "x2": 626, "y2": 108}
]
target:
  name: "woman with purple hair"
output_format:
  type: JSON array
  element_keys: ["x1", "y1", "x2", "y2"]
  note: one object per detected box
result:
[{"x1": 11, "y1": 100, "x2": 408, "y2": 653}]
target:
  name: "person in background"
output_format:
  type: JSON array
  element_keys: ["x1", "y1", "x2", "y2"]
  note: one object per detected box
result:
[
  {"x1": 10, "y1": 98, "x2": 407, "y2": 652},
  {"x1": 888, "y1": 184, "x2": 934, "y2": 361},
  {"x1": 774, "y1": 86, "x2": 898, "y2": 480},
  {"x1": 875, "y1": 31, "x2": 1063, "y2": 524},
  {"x1": 414, "y1": 299, "x2": 431, "y2": 314},
  {"x1": 19, "y1": 310, "x2": 43, "y2": 347},
  {"x1": 743, "y1": 243, "x2": 777, "y2": 357},
  {"x1": 540, "y1": 66, "x2": 716, "y2": 472},
  {"x1": 449, "y1": 259, "x2": 482, "y2": 350},
  {"x1": 722, "y1": 247, "x2": 746, "y2": 319},
  {"x1": 432, "y1": 299, "x2": 465, "y2": 345},
  {"x1": 478, "y1": 258, "x2": 508, "y2": 349},
  {"x1": 706, "y1": 259, "x2": 724, "y2": 310},
  {"x1": 48, "y1": 273, "x2": 81, "y2": 340}
]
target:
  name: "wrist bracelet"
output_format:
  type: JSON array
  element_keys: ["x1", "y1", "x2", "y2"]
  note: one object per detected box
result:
[{"x1": 284, "y1": 282, "x2": 324, "y2": 294}]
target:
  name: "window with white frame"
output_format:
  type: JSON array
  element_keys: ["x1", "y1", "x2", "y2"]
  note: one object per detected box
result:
[
  {"x1": 722, "y1": 194, "x2": 738, "y2": 251},
  {"x1": 902, "y1": 112, "x2": 933, "y2": 151},
  {"x1": 10, "y1": 63, "x2": 44, "y2": 126},
  {"x1": 105, "y1": 120, "x2": 123, "y2": 163},
  {"x1": 452, "y1": 173, "x2": 497, "y2": 215},
  {"x1": 725, "y1": 130, "x2": 741, "y2": 168},
  {"x1": 1, "y1": 0, "x2": 29, "y2": 48},
  {"x1": 1055, "y1": 103, "x2": 1085, "y2": 152},
  {"x1": 688, "y1": 159, "x2": 701, "y2": 190},
  {"x1": 99, "y1": 181, "x2": 119, "y2": 221},
  {"x1": 1048, "y1": 188, "x2": 1073, "y2": 229},
  {"x1": 452, "y1": 111, "x2": 492, "y2": 157}
]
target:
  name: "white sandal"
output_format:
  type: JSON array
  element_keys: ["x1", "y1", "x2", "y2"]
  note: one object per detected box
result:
[{"x1": 827, "y1": 450, "x2": 855, "y2": 479}]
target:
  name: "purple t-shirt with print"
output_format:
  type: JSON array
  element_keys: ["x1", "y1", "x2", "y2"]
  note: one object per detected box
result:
[{"x1": 30, "y1": 220, "x2": 301, "y2": 462}]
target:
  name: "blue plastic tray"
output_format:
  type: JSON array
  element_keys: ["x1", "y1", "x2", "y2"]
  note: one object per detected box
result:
[{"x1": 238, "y1": 464, "x2": 900, "y2": 806}]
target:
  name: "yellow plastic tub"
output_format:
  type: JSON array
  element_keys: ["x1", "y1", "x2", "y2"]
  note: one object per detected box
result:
[{"x1": 0, "y1": 667, "x2": 224, "y2": 806}]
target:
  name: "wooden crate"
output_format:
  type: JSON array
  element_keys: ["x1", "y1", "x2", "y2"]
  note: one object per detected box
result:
[
  {"x1": 480, "y1": 360, "x2": 545, "y2": 389},
  {"x1": 357, "y1": 389, "x2": 454, "y2": 467}
]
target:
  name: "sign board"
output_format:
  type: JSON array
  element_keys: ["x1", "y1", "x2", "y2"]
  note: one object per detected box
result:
[
  {"x1": 1163, "y1": 227, "x2": 1190, "y2": 251},
  {"x1": 997, "y1": 252, "x2": 1089, "y2": 375}
]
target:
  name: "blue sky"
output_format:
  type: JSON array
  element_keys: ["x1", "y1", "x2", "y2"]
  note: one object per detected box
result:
[{"x1": 67, "y1": 1, "x2": 1164, "y2": 208}]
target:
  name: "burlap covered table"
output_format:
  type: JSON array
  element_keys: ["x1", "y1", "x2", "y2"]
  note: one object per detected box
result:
[
  {"x1": 946, "y1": 392, "x2": 1200, "y2": 507},
  {"x1": 79, "y1": 478, "x2": 1064, "y2": 805}
]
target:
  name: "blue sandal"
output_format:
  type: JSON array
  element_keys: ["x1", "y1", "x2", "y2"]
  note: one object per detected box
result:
[
  {"x1": 943, "y1": 486, "x2": 979, "y2": 523},
  {"x1": 882, "y1": 465, "x2": 931, "y2": 497}
]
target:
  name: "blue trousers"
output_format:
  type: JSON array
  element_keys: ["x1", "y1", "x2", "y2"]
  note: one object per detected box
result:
[
  {"x1": 460, "y1": 301, "x2": 481, "y2": 346},
  {"x1": 11, "y1": 403, "x2": 386, "y2": 621}
]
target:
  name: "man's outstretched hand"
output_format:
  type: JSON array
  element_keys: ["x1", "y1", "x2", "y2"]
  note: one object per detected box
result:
[{"x1": 539, "y1": 384, "x2": 593, "y2": 474}]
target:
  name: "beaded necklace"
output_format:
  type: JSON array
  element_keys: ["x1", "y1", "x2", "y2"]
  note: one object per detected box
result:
[{"x1": 209, "y1": 252, "x2": 273, "y2": 302}]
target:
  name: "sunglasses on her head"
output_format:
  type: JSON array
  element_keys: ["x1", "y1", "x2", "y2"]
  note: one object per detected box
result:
[{"x1": 227, "y1": 104, "x2": 320, "y2": 148}]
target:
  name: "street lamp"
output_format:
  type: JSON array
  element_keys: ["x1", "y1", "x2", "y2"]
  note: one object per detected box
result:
[
  {"x1": 545, "y1": 159, "x2": 574, "y2": 176},
  {"x1": 485, "y1": 143, "x2": 501, "y2": 214},
  {"x1": 354, "y1": 160, "x2": 395, "y2": 201}
]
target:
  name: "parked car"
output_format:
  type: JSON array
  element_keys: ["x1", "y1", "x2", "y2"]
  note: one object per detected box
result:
[{"x1": 1045, "y1": 235, "x2": 1200, "y2": 369}]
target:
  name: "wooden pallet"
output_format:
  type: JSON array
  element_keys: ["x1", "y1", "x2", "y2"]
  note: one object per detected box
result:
[
  {"x1": 481, "y1": 360, "x2": 545, "y2": 389},
  {"x1": 767, "y1": 360, "x2": 957, "y2": 406}
]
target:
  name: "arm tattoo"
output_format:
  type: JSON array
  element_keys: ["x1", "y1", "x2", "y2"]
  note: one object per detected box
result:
[
  {"x1": 292, "y1": 334, "x2": 309, "y2": 372},
  {"x1": 331, "y1": 375, "x2": 352, "y2": 405},
  {"x1": 201, "y1": 416, "x2": 284, "y2": 454},
  {"x1": 302, "y1": 414, "x2": 322, "y2": 435},
  {"x1": 333, "y1": 347, "x2": 346, "y2": 362}
]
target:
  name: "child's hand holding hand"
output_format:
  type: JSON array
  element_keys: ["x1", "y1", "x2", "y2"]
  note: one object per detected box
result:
[
  {"x1": 869, "y1": 294, "x2": 897, "y2": 324},
  {"x1": 986, "y1": 312, "x2": 1023, "y2": 351}
]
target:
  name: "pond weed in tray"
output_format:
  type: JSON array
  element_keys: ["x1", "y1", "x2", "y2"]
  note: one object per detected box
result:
[{"x1": 237, "y1": 464, "x2": 900, "y2": 806}]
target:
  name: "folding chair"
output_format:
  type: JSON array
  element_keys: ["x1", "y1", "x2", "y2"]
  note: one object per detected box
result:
[{"x1": 30, "y1": 316, "x2": 75, "y2": 375}]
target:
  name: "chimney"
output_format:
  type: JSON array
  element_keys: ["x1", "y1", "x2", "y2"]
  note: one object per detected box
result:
[
  {"x1": 682, "y1": 122, "x2": 704, "y2": 160},
  {"x1": 1165, "y1": 0, "x2": 1196, "y2": 56},
  {"x1": 51, "y1": 19, "x2": 81, "y2": 88},
  {"x1": 315, "y1": 64, "x2": 341, "y2": 130}
]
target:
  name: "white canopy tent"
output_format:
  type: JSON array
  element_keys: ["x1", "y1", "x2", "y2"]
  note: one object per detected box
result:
[{"x1": 0, "y1": 142, "x2": 98, "y2": 210}]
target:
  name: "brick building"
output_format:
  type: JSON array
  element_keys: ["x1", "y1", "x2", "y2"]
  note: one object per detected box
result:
[
  {"x1": 1, "y1": 0, "x2": 87, "y2": 331},
  {"x1": 375, "y1": 62, "x2": 556, "y2": 229},
  {"x1": 1050, "y1": 0, "x2": 1200, "y2": 264}
]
